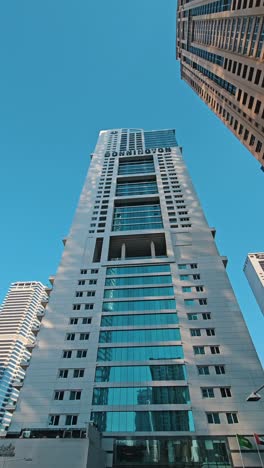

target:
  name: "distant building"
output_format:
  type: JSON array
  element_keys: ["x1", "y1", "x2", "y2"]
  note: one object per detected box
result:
[
  {"x1": 176, "y1": 1, "x2": 264, "y2": 166},
  {"x1": 0, "y1": 282, "x2": 47, "y2": 432},
  {"x1": 244, "y1": 253, "x2": 264, "y2": 314}
]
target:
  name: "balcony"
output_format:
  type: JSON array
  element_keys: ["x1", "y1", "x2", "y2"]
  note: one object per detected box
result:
[
  {"x1": 13, "y1": 380, "x2": 23, "y2": 389},
  {"x1": 32, "y1": 323, "x2": 40, "y2": 333},
  {"x1": 20, "y1": 360, "x2": 30, "y2": 369},
  {"x1": 108, "y1": 233, "x2": 167, "y2": 261},
  {"x1": 37, "y1": 309, "x2": 45, "y2": 318},
  {"x1": 6, "y1": 401, "x2": 16, "y2": 412},
  {"x1": 49, "y1": 275, "x2": 55, "y2": 285},
  {"x1": 26, "y1": 340, "x2": 36, "y2": 350}
]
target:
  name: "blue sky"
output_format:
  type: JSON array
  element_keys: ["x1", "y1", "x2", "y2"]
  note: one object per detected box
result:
[{"x1": 0, "y1": 0, "x2": 263, "y2": 364}]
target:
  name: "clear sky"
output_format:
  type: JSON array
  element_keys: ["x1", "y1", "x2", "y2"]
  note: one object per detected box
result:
[{"x1": 0, "y1": 0, "x2": 263, "y2": 364}]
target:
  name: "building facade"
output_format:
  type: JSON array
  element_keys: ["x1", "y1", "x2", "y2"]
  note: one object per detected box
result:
[
  {"x1": 244, "y1": 252, "x2": 264, "y2": 315},
  {"x1": 176, "y1": 1, "x2": 264, "y2": 166},
  {"x1": 0, "y1": 282, "x2": 47, "y2": 432},
  {"x1": 8, "y1": 129, "x2": 264, "y2": 467}
]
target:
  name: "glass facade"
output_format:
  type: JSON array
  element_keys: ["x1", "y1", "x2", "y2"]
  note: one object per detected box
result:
[
  {"x1": 101, "y1": 313, "x2": 179, "y2": 327},
  {"x1": 104, "y1": 286, "x2": 174, "y2": 299},
  {"x1": 144, "y1": 130, "x2": 177, "y2": 149},
  {"x1": 102, "y1": 299, "x2": 176, "y2": 312},
  {"x1": 106, "y1": 264, "x2": 170, "y2": 275},
  {"x1": 116, "y1": 181, "x2": 158, "y2": 197},
  {"x1": 91, "y1": 410, "x2": 194, "y2": 432},
  {"x1": 113, "y1": 438, "x2": 231, "y2": 466},
  {"x1": 92, "y1": 386, "x2": 190, "y2": 405},
  {"x1": 99, "y1": 328, "x2": 181, "y2": 343},
  {"x1": 97, "y1": 345, "x2": 184, "y2": 361},
  {"x1": 94, "y1": 364, "x2": 187, "y2": 382},
  {"x1": 118, "y1": 160, "x2": 155, "y2": 175},
  {"x1": 105, "y1": 275, "x2": 172, "y2": 286},
  {"x1": 112, "y1": 204, "x2": 163, "y2": 232}
]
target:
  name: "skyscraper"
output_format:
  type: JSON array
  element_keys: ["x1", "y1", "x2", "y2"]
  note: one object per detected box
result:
[
  {"x1": 244, "y1": 252, "x2": 264, "y2": 315},
  {"x1": 8, "y1": 129, "x2": 264, "y2": 468},
  {"x1": 0, "y1": 281, "x2": 47, "y2": 432},
  {"x1": 176, "y1": 2, "x2": 264, "y2": 166}
]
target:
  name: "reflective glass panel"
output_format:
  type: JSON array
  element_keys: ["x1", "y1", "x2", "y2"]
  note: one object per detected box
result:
[
  {"x1": 92, "y1": 386, "x2": 190, "y2": 405},
  {"x1": 106, "y1": 265, "x2": 170, "y2": 275},
  {"x1": 91, "y1": 410, "x2": 194, "y2": 432},
  {"x1": 104, "y1": 287, "x2": 174, "y2": 299},
  {"x1": 101, "y1": 313, "x2": 178, "y2": 327},
  {"x1": 102, "y1": 299, "x2": 176, "y2": 312},
  {"x1": 105, "y1": 275, "x2": 172, "y2": 286},
  {"x1": 95, "y1": 364, "x2": 187, "y2": 382},
  {"x1": 97, "y1": 345, "x2": 184, "y2": 361},
  {"x1": 114, "y1": 438, "x2": 231, "y2": 466},
  {"x1": 99, "y1": 328, "x2": 181, "y2": 343}
]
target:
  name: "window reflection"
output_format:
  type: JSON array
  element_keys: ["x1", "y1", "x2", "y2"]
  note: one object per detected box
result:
[
  {"x1": 95, "y1": 364, "x2": 187, "y2": 382},
  {"x1": 101, "y1": 313, "x2": 179, "y2": 327},
  {"x1": 92, "y1": 386, "x2": 190, "y2": 405},
  {"x1": 113, "y1": 438, "x2": 231, "y2": 466},
  {"x1": 102, "y1": 299, "x2": 176, "y2": 312},
  {"x1": 97, "y1": 345, "x2": 184, "y2": 362},
  {"x1": 91, "y1": 410, "x2": 194, "y2": 432},
  {"x1": 106, "y1": 265, "x2": 170, "y2": 275},
  {"x1": 104, "y1": 287, "x2": 174, "y2": 299},
  {"x1": 99, "y1": 328, "x2": 181, "y2": 343},
  {"x1": 105, "y1": 275, "x2": 172, "y2": 286}
]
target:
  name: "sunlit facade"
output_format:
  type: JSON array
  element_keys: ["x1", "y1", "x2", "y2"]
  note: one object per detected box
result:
[
  {"x1": 9, "y1": 129, "x2": 264, "y2": 467},
  {"x1": 176, "y1": 1, "x2": 264, "y2": 166},
  {"x1": 244, "y1": 252, "x2": 264, "y2": 315}
]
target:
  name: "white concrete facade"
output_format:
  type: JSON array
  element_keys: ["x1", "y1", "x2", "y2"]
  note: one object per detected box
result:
[
  {"x1": 244, "y1": 253, "x2": 264, "y2": 316},
  {"x1": 8, "y1": 129, "x2": 264, "y2": 467},
  {"x1": 0, "y1": 282, "x2": 47, "y2": 432}
]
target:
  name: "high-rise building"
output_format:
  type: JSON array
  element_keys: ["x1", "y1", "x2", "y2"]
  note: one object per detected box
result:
[
  {"x1": 176, "y1": 2, "x2": 264, "y2": 166},
  {"x1": 8, "y1": 129, "x2": 264, "y2": 468},
  {"x1": 244, "y1": 252, "x2": 264, "y2": 315},
  {"x1": 0, "y1": 281, "x2": 47, "y2": 432}
]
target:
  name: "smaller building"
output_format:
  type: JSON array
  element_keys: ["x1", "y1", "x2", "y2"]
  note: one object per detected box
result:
[
  {"x1": 0, "y1": 423, "x2": 105, "y2": 468},
  {"x1": 0, "y1": 282, "x2": 48, "y2": 432},
  {"x1": 244, "y1": 253, "x2": 264, "y2": 315}
]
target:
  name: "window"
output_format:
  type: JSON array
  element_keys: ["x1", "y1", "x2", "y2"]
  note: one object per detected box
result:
[
  {"x1": 54, "y1": 391, "x2": 64, "y2": 401},
  {"x1": 207, "y1": 413, "x2": 220, "y2": 424},
  {"x1": 188, "y1": 313, "x2": 198, "y2": 320},
  {"x1": 220, "y1": 387, "x2": 232, "y2": 397},
  {"x1": 190, "y1": 329, "x2": 201, "y2": 336},
  {"x1": 49, "y1": 415, "x2": 60, "y2": 426},
  {"x1": 73, "y1": 304, "x2": 81, "y2": 311},
  {"x1": 97, "y1": 345, "x2": 184, "y2": 362},
  {"x1": 198, "y1": 366, "x2": 210, "y2": 375},
  {"x1": 65, "y1": 415, "x2": 78, "y2": 426},
  {"x1": 92, "y1": 386, "x2": 190, "y2": 405},
  {"x1": 69, "y1": 318, "x2": 78, "y2": 325},
  {"x1": 87, "y1": 291, "x2": 95, "y2": 297},
  {"x1": 215, "y1": 365, "x2": 225, "y2": 374},
  {"x1": 85, "y1": 304, "x2": 94, "y2": 310},
  {"x1": 78, "y1": 280, "x2": 85, "y2": 286},
  {"x1": 80, "y1": 269, "x2": 87, "y2": 274},
  {"x1": 180, "y1": 275, "x2": 189, "y2": 280},
  {"x1": 58, "y1": 369, "x2": 68, "y2": 378},
  {"x1": 69, "y1": 391, "x2": 81, "y2": 400},
  {"x1": 194, "y1": 346, "x2": 205, "y2": 355},
  {"x1": 82, "y1": 317, "x2": 92, "y2": 324},
  {"x1": 91, "y1": 269, "x2": 98, "y2": 274},
  {"x1": 63, "y1": 351, "x2": 72, "y2": 359},
  {"x1": 202, "y1": 313, "x2": 211, "y2": 320},
  {"x1": 73, "y1": 369, "x2": 84, "y2": 378},
  {"x1": 185, "y1": 299, "x2": 195, "y2": 306},
  {"x1": 199, "y1": 299, "x2": 207, "y2": 305},
  {"x1": 190, "y1": 264, "x2": 197, "y2": 269},
  {"x1": 182, "y1": 287, "x2": 192, "y2": 292},
  {"x1": 226, "y1": 413, "x2": 238, "y2": 424},
  {"x1": 201, "y1": 388, "x2": 214, "y2": 398},
  {"x1": 179, "y1": 264, "x2": 187, "y2": 270},
  {"x1": 210, "y1": 346, "x2": 220, "y2": 354},
  {"x1": 193, "y1": 274, "x2": 200, "y2": 280},
  {"x1": 80, "y1": 333, "x2": 89, "y2": 340},
  {"x1": 206, "y1": 329, "x2": 215, "y2": 336},
  {"x1": 196, "y1": 286, "x2": 204, "y2": 292},
  {"x1": 75, "y1": 292, "x2": 83, "y2": 297},
  {"x1": 66, "y1": 333, "x2": 75, "y2": 341},
  {"x1": 89, "y1": 279, "x2": 97, "y2": 285},
  {"x1": 77, "y1": 350, "x2": 87, "y2": 358}
]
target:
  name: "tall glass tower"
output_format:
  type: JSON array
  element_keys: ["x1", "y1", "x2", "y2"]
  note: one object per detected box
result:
[{"x1": 9, "y1": 129, "x2": 264, "y2": 467}]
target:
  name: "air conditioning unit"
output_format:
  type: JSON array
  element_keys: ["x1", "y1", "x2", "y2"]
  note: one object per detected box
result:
[{"x1": 22, "y1": 431, "x2": 31, "y2": 438}]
